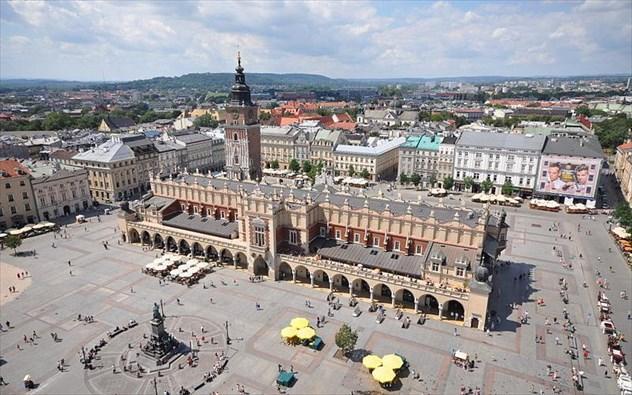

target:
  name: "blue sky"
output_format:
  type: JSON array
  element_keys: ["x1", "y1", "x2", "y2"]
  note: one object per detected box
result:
[{"x1": 0, "y1": 0, "x2": 630, "y2": 81}]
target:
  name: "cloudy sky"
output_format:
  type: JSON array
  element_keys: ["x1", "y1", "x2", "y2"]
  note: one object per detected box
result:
[{"x1": 1, "y1": 0, "x2": 630, "y2": 81}]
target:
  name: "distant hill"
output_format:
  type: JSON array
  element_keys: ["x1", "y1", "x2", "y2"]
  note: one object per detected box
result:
[
  {"x1": 1, "y1": 73, "x2": 628, "y2": 91},
  {"x1": 105, "y1": 72, "x2": 348, "y2": 90}
]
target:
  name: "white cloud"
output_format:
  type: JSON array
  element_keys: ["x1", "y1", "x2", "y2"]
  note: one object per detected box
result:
[{"x1": 0, "y1": 0, "x2": 630, "y2": 80}]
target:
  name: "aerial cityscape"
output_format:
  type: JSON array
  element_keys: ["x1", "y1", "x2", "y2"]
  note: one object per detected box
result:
[{"x1": 1, "y1": 1, "x2": 632, "y2": 395}]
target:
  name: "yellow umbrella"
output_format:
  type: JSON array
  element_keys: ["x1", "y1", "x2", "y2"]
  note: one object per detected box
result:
[
  {"x1": 382, "y1": 354, "x2": 404, "y2": 370},
  {"x1": 372, "y1": 366, "x2": 396, "y2": 383},
  {"x1": 281, "y1": 326, "x2": 297, "y2": 338},
  {"x1": 362, "y1": 355, "x2": 383, "y2": 369},
  {"x1": 290, "y1": 317, "x2": 309, "y2": 329},
  {"x1": 297, "y1": 327, "x2": 316, "y2": 340}
]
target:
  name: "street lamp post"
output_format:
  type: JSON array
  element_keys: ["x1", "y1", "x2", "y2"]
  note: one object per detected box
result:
[{"x1": 225, "y1": 320, "x2": 231, "y2": 345}]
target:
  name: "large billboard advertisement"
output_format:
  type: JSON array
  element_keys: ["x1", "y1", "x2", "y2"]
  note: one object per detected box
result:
[{"x1": 536, "y1": 155, "x2": 601, "y2": 199}]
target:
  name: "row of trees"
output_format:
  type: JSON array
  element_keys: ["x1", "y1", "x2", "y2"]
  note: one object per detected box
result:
[
  {"x1": 347, "y1": 165, "x2": 370, "y2": 180},
  {"x1": 264, "y1": 159, "x2": 325, "y2": 183},
  {"x1": 399, "y1": 174, "x2": 454, "y2": 190},
  {"x1": 0, "y1": 107, "x2": 182, "y2": 131},
  {"x1": 594, "y1": 113, "x2": 632, "y2": 151}
]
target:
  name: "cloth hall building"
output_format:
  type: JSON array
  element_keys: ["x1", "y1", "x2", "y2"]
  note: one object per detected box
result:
[{"x1": 119, "y1": 172, "x2": 507, "y2": 330}]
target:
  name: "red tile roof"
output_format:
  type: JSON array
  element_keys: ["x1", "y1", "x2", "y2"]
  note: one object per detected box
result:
[
  {"x1": 0, "y1": 159, "x2": 31, "y2": 178},
  {"x1": 617, "y1": 142, "x2": 632, "y2": 151}
]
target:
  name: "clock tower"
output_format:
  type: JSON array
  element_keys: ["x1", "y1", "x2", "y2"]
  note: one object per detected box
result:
[{"x1": 224, "y1": 53, "x2": 261, "y2": 181}]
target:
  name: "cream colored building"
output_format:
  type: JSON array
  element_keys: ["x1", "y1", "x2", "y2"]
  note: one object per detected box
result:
[
  {"x1": 119, "y1": 174, "x2": 508, "y2": 330},
  {"x1": 73, "y1": 135, "x2": 160, "y2": 203},
  {"x1": 335, "y1": 137, "x2": 405, "y2": 181},
  {"x1": 260, "y1": 126, "x2": 312, "y2": 169},
  {"x1": 31, "y1": 167, "x2": 91, "y2": 220},
  {"x1": 0, "y1": 159, "x2": 38, "y2": 228},
  {"x1": 615, "y1": 142, "x2": 632, "y2": 204},
  {"x1": 310, "y1": 129, "x2": 346, "y2": 170}
]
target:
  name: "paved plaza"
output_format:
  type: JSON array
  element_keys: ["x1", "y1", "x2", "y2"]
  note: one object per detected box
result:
[{"x1": 0, "y1": 206, "x2": 630, "y2": 394}]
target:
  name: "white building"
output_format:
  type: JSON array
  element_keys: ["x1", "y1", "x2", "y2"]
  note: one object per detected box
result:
[
  {"x1": 453, "y1": 131, "x2": 546, "y2": 196},
  {"x1": 334, "y1": 137, "x2": 405, "y2": 181}
]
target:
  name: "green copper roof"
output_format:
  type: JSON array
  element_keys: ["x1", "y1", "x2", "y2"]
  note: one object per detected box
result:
[{"x1": 402, "y1": 135, "x2": 443, "y2": 151}]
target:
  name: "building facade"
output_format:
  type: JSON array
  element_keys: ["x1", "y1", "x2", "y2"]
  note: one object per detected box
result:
[
  {"x1": 358, "y1": 109, "x2": 418, "y2": 127},
  {"x1": 174, "y1": 133, "x2": 224, "y2": 172},
  {"x1": 534, "y1": 135, "x2": 604, "y2": 204},
  {"x1": 119, "y1": 174, "x2": 508, "y2": 330},
  {"x1": 615, "y1": 142, "x2": 632, "y2": 204},
  {"x1": 437, "y1": 134, "x2": 457, "y2": 188},
  {"x1": 310, "y1": 129, "x2": 345, "y2": 170},
  {"x1": 0, "y1": 159, "x2": 38, "y2": 228},
  {"x1": 453, "y1": 131, "x2": 546, "y2": 196},
  {"x1": 224, "y1": 55, "x2": 261, "y2": 181},
  {"x1": 31, "y1": 168, "x2": 91, "y2": 220},
  {"x1": 334, "y1": 138, "x2": 405, "y2": 181},
  {"x1": 398, "y1": 135, "x2": 443, "y2": 184}
]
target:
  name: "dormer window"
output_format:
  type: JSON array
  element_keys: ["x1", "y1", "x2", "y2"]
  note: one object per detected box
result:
[{"x1": 431, "y1": 262, "x2": 440, "y2": 272}]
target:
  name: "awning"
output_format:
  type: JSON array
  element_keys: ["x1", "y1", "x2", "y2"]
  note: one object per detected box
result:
[
  {"x1": 372, "y1": 366, "x2": 396, "y2": 383},
  {"x1": 454, "y1": 350, "x2": 468, "y2": 360},
  {"x1": 8, "y1": 229, "x2": 23, "y2": 235},
  {"x1": 612, "y1": 227, "x2": 630, "y2": 240},
  {"x1": 33, "y1": 223, "x2": 48, "y2": 230},
  {"x1": 281, "y1": 326, "x2": 297, "y2": 338},
  {"x1": 362, "y1": 355, "x2": 382, "y2": 369},
  {"x1": 0, "y1": 233, "x2": 7, "y2": 238},
  {"x1": 382, "y1": 354, "x2": 404, "y2": 370},
  {"x1": 290, "y1": 317, "x2": 309, "y2": 329},
  {"x1": 296, "y1": 327, "x2": 316, "y2": 340}
]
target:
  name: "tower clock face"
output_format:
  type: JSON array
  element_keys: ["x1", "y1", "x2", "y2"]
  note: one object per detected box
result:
[{"x1": 232, "y1": 112, "x2": 240, "y2": 120}]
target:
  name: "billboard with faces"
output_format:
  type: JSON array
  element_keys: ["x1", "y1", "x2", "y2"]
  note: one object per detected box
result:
[{"x1": 536, "y1": 155, "x2": 601, "y2": 199}]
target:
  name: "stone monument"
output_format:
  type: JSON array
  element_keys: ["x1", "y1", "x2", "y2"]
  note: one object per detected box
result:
[{"x1": 142, "y1": 302, "x2": 178, "y2": 361}]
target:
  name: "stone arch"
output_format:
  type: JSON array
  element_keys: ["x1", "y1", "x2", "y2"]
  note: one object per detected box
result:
[
  {"x1": 253, "y1": 256, "x2": 269, "y2": 276},
  {"x1": 332, "y1": 274, "x2": 350, "y2": 293},
  {"x1": 294, "y1": 265, "x2": 310, "y2": 283},
  {"x1": 373, "y1": 283, "x2": 393, "y2": 303},
  {"x1": 153, "y1": 233, "x2": 164, "y2": 249},
  {"x1": 311, "y1": 269, "x2": 330, "y2": 288},
  {"x1": 278, "y1": 261, "x2": 293, "y2": 281},
  {"x1": 166, "y1": 236, "x2": 177, "y2": 252},
  {"x1": 220, "y1": 248, "x2": 233, "y2": 264},
  {"x1": 128, "y1": 228, "x2": 140, "y2": 244},
  {"x1": 395, "y1": 288, "x2": 416, "y2": 309},
  {"x1": 141, "y1": 231, "x2": 151, "y2": 246},
  {"x1": 178, "y1": 239, "x2": 191, "y2": 255},
  {"x1": 351, "y1": 278, "x2": 371, "y2": 298},
  {"x1": 419, "y1": 294, "x2": 439, "y2": 315},
  {"x1": 445, "y1": 299, "x2": 465, "y2": 321},
  {"x1": 234, "y1": 252, "x2": 248, "y2": 270},
  {"x1": 205, "y1": 245, "x2": 218, "y2": 260},
  {"x1": 192, "y1": 242, "x2": 204, "y2": 258}
]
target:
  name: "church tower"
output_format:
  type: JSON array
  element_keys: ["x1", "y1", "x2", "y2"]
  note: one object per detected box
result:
[{"x1": 224, "y1": 53, "x2": 261, "y2": 181}]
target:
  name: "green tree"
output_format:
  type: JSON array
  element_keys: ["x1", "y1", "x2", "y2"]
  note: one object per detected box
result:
[
  {"x1": 428, "y1": 174, "x2": 437, "y2": 187},
  {"x1": 348, "y1": 165, "x2": 355, "y2": 177},
  {"x1": 289, "y1": 159, "x2": 301, "y2": 172},
  {"x1": 360, "y1": 169, "x2": 370, "y2": 179},
  {"x1": 317, "y1": 108, "x2": 332, "y2": 116},
  {"x1": 259, "y1": 112, "x2": 271, "y2": 121},
  {"x1": 334, "y1": 323, "x2": 358, "y2": 356},
  {"x1": 5, "y1": 234, "x2": 22, "y2": 255},
  {"x1": 463, "y1": 176, "x2": 474, "y2": 191},
  {"x1": 594, "y1": 114, "x2": 632, "y2": 151},
  {"x1": 43, "y1": 112, "x2": 73, "y2": 130},
  {"x1": 501, "y1": 180, "x2": 514, "y2": 196},
  {"x1": 193, "y1": 114, "x2": 218, "y2": 128},
  {"x1": 302, "y1": 161, "x2": 312, "y2": 174},
  {"x1": 399, "y1": 173, "x2": 409, "y2": 185},
  {"x1": 481, "y1": 178, "x2": 493, "y2": 193},
  {"x1": 442, "y1": 176, "x2": 454, "y2": 190},
  {"x1": 139, "y1": 110, "x2": 159, "y2": 123},
  {"x1": 271, "y1": 160, "x2": 280, "y2": 169},
  {"x1": 410, "y1": 173, "x2": 421, "y2": 186},
  {"x1": 614, "y1": 203, "x2": 632, "y2": 233}
]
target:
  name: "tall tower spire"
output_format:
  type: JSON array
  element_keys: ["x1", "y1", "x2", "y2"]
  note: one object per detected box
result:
[{"x1": 224, "y1": 54, "x2": 261, "y2": 181}]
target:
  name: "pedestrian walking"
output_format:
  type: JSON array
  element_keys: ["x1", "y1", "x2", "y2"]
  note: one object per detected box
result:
[
  {"x1": 454, "y1": 328, "x2": 458, "y2": 336},
  {"x1": 69, "y1": 270, "x2": 73, "y2": 276}
]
